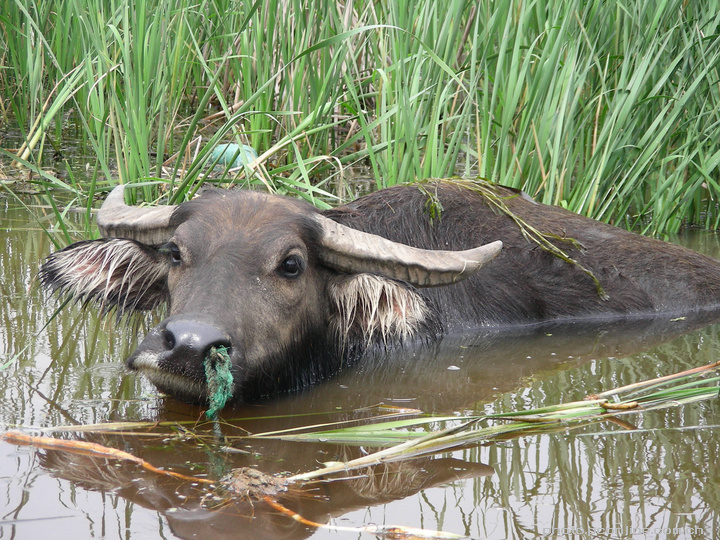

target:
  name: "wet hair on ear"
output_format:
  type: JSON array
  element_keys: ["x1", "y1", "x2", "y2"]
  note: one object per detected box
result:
[
  {"x1": 329, "y1": 273, "x2": 431, "y2": 344},
  {"x1": 40, "y1": 238, "x2": 170, "y2": 313}
]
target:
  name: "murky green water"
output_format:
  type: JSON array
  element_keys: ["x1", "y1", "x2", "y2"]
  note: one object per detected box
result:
[{"x1": 1, "y1": 198, "x2": 719, "y2": 539}]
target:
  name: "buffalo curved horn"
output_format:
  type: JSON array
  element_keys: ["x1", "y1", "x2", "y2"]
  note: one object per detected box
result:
[
  {"x1": 96, "y1": 185, "x2": 177, "y2": 245},
  {"x1": 315, "y1": 214, "x2": 502, "y2": 287}
]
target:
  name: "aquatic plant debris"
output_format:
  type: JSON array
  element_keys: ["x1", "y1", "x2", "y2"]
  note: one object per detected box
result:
[
  {"x1": 221, "y1": 467, "x2": 290, "y2": 499},
  {"x1": 204, "y1": 345, "x2": 235, "y2": 419}
]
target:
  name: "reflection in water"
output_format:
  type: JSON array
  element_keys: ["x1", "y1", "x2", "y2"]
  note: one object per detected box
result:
[
  {"x1": 38, "y1": 446, "x2": 494, "y2": 540},
  {"x1": 1, "y1": 200, "x2": 720, "y2": 538}
]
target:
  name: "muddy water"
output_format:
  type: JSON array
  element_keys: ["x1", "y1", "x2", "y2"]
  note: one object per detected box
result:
[{"x1": 1, "y1": 199, "x2": 719, "y2": 539}]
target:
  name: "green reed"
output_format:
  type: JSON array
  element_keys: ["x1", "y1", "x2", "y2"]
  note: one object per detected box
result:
[{"x1": 1, "y1": 0, "x2": 720, "y2": 236}]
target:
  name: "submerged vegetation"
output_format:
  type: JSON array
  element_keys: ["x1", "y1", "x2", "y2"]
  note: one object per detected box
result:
[{"x1": 1, "y1": 0, "x2": 720, "y2": 238}]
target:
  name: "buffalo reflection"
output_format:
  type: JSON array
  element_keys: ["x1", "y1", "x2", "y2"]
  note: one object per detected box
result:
[{"x1": 39, "y1": 445, "x2": 493, "y2": 540}]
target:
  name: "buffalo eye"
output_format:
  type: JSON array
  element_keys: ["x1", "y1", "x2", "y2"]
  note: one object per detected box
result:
[
  {"x1": 161, "y1": 242, "x2": 182, "y2": 265},
  {"x1": 278, "y1": 254, "x2": 305, "y2": 279}
]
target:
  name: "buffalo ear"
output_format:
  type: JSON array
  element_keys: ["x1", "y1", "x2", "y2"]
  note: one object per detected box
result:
[
  {"x1": 329, "y1": 273, "x2": 432, "y2": 344},
  {"x1": 40, "y1": 238, "x2": 170, "y2": 313}
]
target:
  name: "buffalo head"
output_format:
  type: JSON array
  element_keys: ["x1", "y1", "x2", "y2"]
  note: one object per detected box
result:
[{"x1": 41, "y1": 185, "x2": 501, "y2": 404}]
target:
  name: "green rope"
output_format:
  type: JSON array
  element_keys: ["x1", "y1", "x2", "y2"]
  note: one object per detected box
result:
[{"x1": 204, "y1": 345, "x2": 235, "y2": 419}]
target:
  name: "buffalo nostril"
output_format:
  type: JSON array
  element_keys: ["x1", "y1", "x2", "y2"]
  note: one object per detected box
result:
[
  {"x1": 162, "y1": 328, "x2": 176, "y2": 350},
  {"x1": 163, "y1": 319, "x2": 232, "y2": 362},
  {"x1": 198, "y1": 339, "x2": 233, "y2": 362},
  {"x1": 211, "y1": 341, "x2": 232, "y2": 357}
]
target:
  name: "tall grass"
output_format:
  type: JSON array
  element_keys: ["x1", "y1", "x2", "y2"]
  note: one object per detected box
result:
[{"x1": 1, "y1": 0, "x2": 720, "y2": 236}]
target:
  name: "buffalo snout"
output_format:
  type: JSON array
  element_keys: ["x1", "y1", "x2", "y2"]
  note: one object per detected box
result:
[{"x1": 126, "y1": 315, "x2": 234, "y2": 403}]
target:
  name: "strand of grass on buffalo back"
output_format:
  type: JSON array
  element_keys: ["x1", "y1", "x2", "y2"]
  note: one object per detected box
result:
[{"x1": 419, "y1": 178, "x2": 608, "y2": 299}]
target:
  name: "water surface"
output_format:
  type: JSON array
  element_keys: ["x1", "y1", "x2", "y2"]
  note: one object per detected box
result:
[{"x1": 1, "y1": 199, "x2": 719, "y2": 539}]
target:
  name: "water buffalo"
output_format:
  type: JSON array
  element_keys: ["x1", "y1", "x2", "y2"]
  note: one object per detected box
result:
[{"x1": 40, "y1": 180, "x2": 720, "y2": 404}]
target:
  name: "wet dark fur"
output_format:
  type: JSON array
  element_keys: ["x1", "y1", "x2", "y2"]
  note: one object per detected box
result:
[{"x1": 325, "y1": 184, "x2": 720, "y2": 330}]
